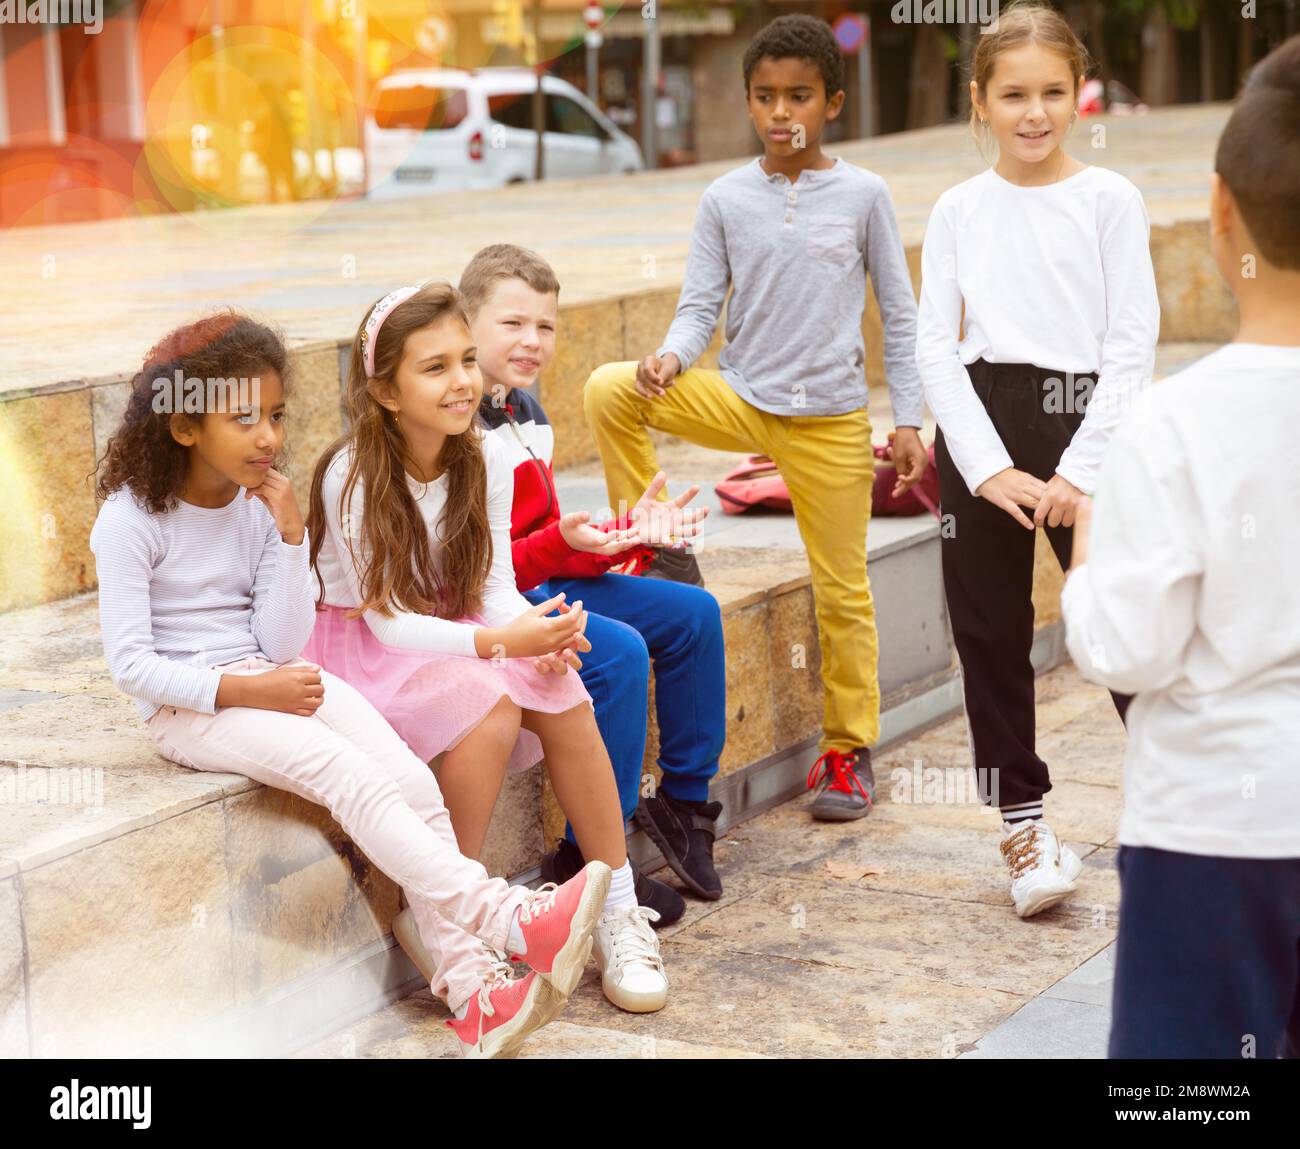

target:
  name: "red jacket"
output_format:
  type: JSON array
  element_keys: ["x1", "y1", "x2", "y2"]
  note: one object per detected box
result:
[{"x1": 477, "y1": 388, "x2": 656, "y2": 592}]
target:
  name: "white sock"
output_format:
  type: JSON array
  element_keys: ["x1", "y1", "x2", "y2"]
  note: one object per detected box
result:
[
  {"x1": 506, "y1": 907, "x2": 528, "y2": 955},
  {"x1": 451, "y1": 998, "x2": 469, "y2": 1020},
  {"x1": 604, "y1": 861, "x2": 637, "y2": 913}
]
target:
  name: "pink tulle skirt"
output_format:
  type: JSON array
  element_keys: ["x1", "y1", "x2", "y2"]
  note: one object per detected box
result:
[{"x1": 302, "y1": 604, "x2": 592, "y2": 773}]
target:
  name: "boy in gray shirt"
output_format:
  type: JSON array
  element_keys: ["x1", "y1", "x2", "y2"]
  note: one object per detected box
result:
[{"x1": 584, "y1": 14, "x2": 928, "y2": 824}]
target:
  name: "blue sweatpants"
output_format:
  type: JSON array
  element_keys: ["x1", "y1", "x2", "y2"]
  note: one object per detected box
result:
[
  {"x1": 524, "y1": 572, "x2": 726, "y2": 842},
  {"x1": 1109, "y1": 845, "x2": 1300, "y2": 1059}
]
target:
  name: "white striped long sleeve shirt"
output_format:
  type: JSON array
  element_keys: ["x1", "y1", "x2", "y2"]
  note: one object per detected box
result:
[{"x1": 89, "y1": 488, "x2": 316, "y2": 723}]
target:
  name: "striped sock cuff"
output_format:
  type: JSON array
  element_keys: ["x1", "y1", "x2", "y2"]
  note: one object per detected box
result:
[{"x1": 1000, "y1": 800, "x2": 1043, "y2": 825}]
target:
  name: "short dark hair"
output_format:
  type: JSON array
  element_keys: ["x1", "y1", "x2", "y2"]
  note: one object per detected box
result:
[
  {"x1": 743, "y1": 15, "x2": 845, "y2": 98},
  {"x1": 1215, "y1": 34, "x2": 1300, "y2": 270}
]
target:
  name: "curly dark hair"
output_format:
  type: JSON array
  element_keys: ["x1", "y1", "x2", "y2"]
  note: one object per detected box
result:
[
  {"x1": 94, "y1": 311, "x2": 291, "y2": 514},
  {"x1": 743, "y1": 14, "x2": 845, "y2": 98}
]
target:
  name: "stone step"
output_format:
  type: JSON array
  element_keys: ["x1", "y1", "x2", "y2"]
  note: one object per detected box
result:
[{"x1": 0, "y1": 482, "x2": 1017, "y2": 1057}]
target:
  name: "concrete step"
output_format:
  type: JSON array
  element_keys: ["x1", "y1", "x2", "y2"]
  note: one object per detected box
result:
[{"x1": 0, "y1": 479, "x2": 1017, "y2": 1057}]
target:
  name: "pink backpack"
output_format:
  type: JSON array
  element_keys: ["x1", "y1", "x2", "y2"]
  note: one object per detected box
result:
[
  {"x1": 715, "y1": 445, "x2": 940, "y2": 519},
  {"x1": 714, "y1": 456, "x2": 793, "y2": 514}
]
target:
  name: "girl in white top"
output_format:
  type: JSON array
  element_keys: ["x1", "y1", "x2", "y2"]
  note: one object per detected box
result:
[
  {"x1": 89, "y1": 312, "x2": 610, "y2": 1059},
  {"x1": 914, "y1": 2, "x2": 1160, "y2": 919},
  {"x1": 304, "y1": 284, "x2": 667, "y2": 1028}
]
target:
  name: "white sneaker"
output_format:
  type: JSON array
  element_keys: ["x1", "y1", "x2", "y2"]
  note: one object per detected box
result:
[
  {"x1": 392, "y1": 906, "x2": 434, "y2": 982},
  {"x1": 592, "y1": 906, "x2": 668, "y2": 1013},
  {"x1": 999, "y1": 819, "x2": 1081, "y2": 918},
  {"x1": 393, "y1": 907, "x2": 512, "y2": 990}
]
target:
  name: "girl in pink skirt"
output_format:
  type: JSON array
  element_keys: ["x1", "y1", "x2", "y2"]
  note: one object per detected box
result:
[
  {"x1": 90, "y1": 311, "x2": 610, "y2": 1061},
  {"x1": 305, "y1": 284, "x2": 667, "y2": 1041}
]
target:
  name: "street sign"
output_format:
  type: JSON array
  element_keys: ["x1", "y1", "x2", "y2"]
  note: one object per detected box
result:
[{"x1": 833, "y1": 13, "x2": 868, "y2": 55}]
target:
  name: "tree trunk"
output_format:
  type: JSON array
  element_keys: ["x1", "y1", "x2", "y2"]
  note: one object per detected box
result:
[
  {"x1": 1199, "y1": 1, "x2": 1215, "y2": 102},
  {"x1": 906, "y1": 21, "x2": 949, "y2": 130},
  {"x1": 1140, "y1": 5, "x2": 1177, "y2": 107}
]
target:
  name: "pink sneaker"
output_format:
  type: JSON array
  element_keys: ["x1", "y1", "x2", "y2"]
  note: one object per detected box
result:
[
  {"x1": 446, "y1": 960, "x2": 564, "y2": 1059},
  {"x1": 512, "y1": 860, "x2": 611, "y2": 998}
]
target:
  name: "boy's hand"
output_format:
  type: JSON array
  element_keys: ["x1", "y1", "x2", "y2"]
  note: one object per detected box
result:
[
  {"x1": 245, "y1": 467, "x2": 305, "y2": 545},
  {"x1": 888, "y1": 427, "x2": 929, "y2": 497},
  {"x1": 1034, "y1": 473, "x2": 1086, "y2": 530},
  {"x1": 975, "y1": 467, "x2": 1046, "y2": 531},
  {"x1": 631, "y1": 471, "x2": 709, "y2": 546},
  {"x1": 558, "y1": 510, "x2": 641, "y2": 555},
  {"x1": 1069, "y1": 496, "x2": 1093, "y2": 570},
  {"x1": 635, "y1": 353, "x2": 681, "y2": 399}
]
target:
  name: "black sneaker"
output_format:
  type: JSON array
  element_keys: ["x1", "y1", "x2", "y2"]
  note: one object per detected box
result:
[
  {"x1": 641, "y1": 547, "x2": 705, "y2": 587},
  {"x1": 807, "y1": 747, "x2": 875, "y2": 822},
  {"x1": 634, "y1": 793, "x2": 723, "y2": 900},
  {"x1": 538, "y1": 837, "x2": 685, "y2": 928}
]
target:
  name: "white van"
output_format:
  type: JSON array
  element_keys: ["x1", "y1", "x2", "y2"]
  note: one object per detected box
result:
[{"x1": 365, "y1": 68, "x2": 644, "y2": 198}]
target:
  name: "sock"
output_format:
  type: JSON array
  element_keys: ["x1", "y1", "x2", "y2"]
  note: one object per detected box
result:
[
  {"x1": 1001, "y1": 800, "x2": 1043, "y2": 827},
  {"x1": 450, "y1": 998, "x2": 469, "y2": 1020},
  {"x1": 506, "y1": 907, "x2": 528, "y2": 956},
  {"x1": 604, "y1": 861, "x2": 637, "y2": 913}
]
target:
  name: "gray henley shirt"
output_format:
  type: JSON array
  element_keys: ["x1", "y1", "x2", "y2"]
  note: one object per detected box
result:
[{"x1": 656, "y1": 156, "x2": 924, "y2": 425}]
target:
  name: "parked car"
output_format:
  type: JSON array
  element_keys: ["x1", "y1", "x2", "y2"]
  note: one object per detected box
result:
[{"x1": 365, "y1": 67, "x2": 644, "y2": 198}]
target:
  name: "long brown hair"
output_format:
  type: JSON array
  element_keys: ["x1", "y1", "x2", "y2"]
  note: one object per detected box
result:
[
  {"x1": 307, "y1": 284, "x2": 491, "y2": 621},
  {"x1": 94, "y1": 311, "x2": 291, "y2": 513}
]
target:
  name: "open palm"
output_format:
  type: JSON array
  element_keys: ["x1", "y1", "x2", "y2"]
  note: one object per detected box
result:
[{"x1": 631, "y1": 472, "x2": 710, "y2": 546}]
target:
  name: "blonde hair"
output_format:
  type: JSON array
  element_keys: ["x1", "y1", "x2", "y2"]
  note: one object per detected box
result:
[
  {"x1": 969, "y1": 1, "x2": 1093, "y2": 158},
  {"x1": 458, "y1": 243, "x2": 560, "y2": 320}
]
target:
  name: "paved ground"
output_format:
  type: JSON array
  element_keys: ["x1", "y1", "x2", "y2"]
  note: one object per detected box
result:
[
  {"x1": 2, "y1": 104, "x2": 1228, "y2": 396},
  {"x1": 294, "y1": 659, "x2": 1127, "y2": 1059}
]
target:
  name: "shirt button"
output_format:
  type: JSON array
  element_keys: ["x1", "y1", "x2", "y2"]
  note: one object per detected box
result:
[
  {"x1": 784, "y1": 213, "x2": 793, "y2": 223},
  {"x1": 788, "y1": 190, "x2": 797, "y2": 203}
]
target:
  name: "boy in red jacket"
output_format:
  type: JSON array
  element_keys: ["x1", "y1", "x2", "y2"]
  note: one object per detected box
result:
[{"x1": 460, "y1": 244, "x2": 729, "y2": 928}]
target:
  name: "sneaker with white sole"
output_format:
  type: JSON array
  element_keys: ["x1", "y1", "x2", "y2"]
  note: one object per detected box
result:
[
  {"x1": 446, "y1": 959, "x2": 566, "y2": 1059},
  {"x1": 392, "y1": 905, "x2": 435, "y2": 983},
  {"x1": 1000, "y1": 819, "x2": 1081, "y2": 918},
  {"x1": 512, "y1": 861, "x2": 612, "y2": 998},
  {"x1": 592, "y1": 906, "x2": 668, "y2": 1013}
]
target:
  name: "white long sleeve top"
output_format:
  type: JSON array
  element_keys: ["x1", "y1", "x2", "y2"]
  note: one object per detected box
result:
[
  {"x1": 916, "y1": 164, "x2": 1161, "y2": 494},
  {"x1": 1061, "y1": 343, "x2": 1300, "y2": 858},
  {"x1": 313, "y1": 430, "x2": 532, "y2": 656},
  {"x1": 89, "y1": 489, "x2": 316, "y2": 723}
]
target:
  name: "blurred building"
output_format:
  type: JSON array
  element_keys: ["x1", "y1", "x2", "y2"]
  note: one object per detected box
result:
[{"x1": 3, "y1": 0, "x2": 1297, "y2": 226}]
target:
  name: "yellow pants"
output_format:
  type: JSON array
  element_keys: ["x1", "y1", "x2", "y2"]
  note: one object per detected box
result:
[{"x1": 583, "y1": 362, "x2": 879, "y2": 753}]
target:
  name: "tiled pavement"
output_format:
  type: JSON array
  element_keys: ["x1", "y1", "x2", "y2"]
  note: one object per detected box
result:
[{"x1": 295, "y1": 660, "x2": 1128, "y2": 1060}]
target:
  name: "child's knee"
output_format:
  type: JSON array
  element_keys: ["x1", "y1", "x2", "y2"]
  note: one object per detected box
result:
[
  {"x1": 685, "y1": 586, "x2": 723, "y2": 634},
  {"x1": 618, "y1": 635, "x2": 652, "y2": 683},
  {"x1": 583, "y1": 361, "x2": 638, "y2": 420},
  {"x1": 596, "y1": 626, "x2": 650, "y2": 690},
  {"x1": 473, "y1": 694, "x2": 522, "y2": 740}
]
